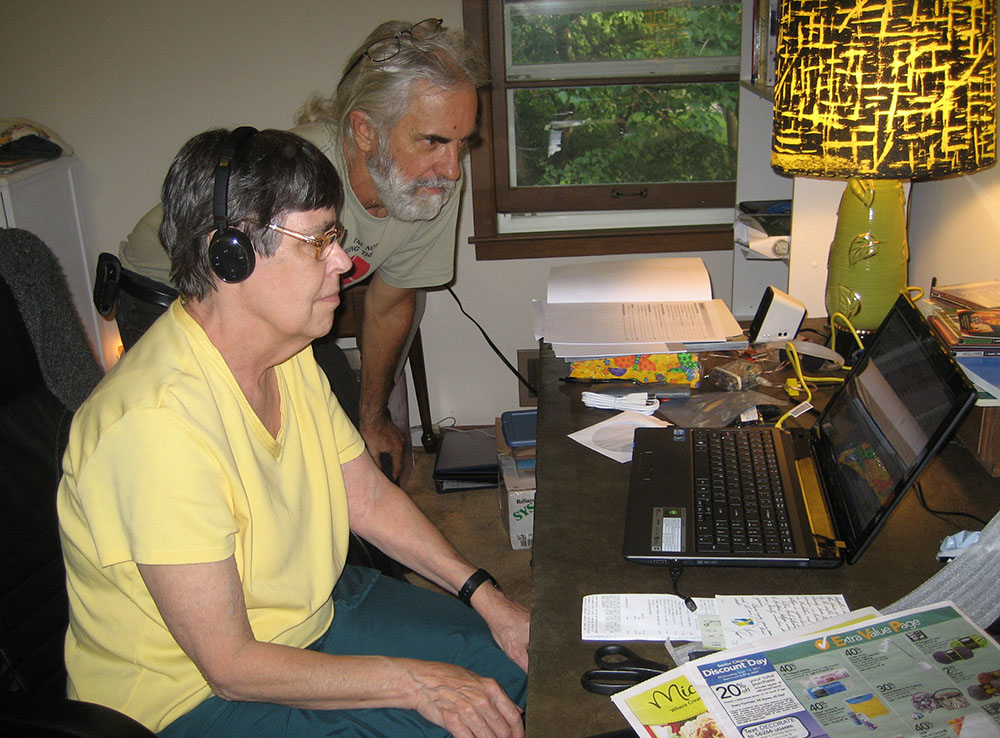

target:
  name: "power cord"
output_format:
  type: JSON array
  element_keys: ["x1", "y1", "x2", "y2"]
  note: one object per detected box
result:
[
  {"x1": 669, "y1": 562, "x2": 698, "y2": 612},
  {"x1": 826, "y1": 286, "x2": 923, "y2": 363},
  {"x1": 775, "y1": 342, "x2": 816, "y2": 428},
  {"x1": 580, "y1": 391, "x2": 659, "y2": 415},
  {"x1": 913, "y1": 479, "x2": 989, "y2": 527},
  {"x1": 447, "y1": 287, "x2": 537, "y2": 396},
  {"x1": 827, "y1": 312, "x2": 865, "y2": 369}
]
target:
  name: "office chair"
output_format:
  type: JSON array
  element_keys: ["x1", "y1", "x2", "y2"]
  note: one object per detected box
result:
[
  {"x1": 887, "y1": 508, "x2": 1000, "y2": 634},
  {"x1": 0, "y1": 227, "x2": 156, "y2": 737}
]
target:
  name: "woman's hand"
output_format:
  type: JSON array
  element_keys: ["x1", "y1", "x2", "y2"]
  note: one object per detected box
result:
[
  {"x1": 472, "y1": 586, "x2": 530, "y2": 673},
  {"x1": 406, "y1": 660, "x2": 525, "y2": 738}
]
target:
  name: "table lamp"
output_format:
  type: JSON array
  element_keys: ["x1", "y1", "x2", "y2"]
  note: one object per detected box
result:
[{"x1": 771, "y1": 0, "x2": 997, "y2": 333}]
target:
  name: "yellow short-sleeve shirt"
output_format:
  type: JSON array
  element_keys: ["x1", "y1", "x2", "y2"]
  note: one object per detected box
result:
[{"x1": 57, "y1": 302, "x2": 365, "y2": 732}]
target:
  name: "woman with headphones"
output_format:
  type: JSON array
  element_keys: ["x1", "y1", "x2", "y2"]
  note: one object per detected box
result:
[{"x1": 57, "y1": 128, "x2": 527, "y2": 738}]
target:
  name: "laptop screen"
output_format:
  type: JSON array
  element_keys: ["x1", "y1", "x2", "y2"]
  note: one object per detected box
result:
[{"x1": 813, "y1": 297, "x2": 976, "y2": 558}]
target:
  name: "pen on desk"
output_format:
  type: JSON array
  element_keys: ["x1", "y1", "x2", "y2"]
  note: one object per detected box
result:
[{"x1": 559, "y1": 378, "x2": 691, "y2": 398}]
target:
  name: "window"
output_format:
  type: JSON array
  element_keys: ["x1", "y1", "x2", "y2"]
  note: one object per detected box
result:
[{"x1": 463, "y1": 0, "x2": 742, "y2": 259}]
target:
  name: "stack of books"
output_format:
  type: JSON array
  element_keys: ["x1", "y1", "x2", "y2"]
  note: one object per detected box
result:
[{"x1": 923, "y1": 279, "x2": 1000, "y2": 402}]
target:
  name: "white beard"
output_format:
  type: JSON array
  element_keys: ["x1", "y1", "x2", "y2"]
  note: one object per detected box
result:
[{"x1": 366, "y1": 144, "x2": 457, "y2": 222}]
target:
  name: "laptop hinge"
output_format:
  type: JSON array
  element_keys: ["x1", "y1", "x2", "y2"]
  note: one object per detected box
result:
[{"x1": 794, "y1": 457, "x2": 846, "y2": 554}]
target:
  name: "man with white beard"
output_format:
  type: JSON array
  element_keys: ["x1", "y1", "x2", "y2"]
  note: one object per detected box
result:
[{"x1": 116, "y1": 18, "x2": 487, "y2": 481}]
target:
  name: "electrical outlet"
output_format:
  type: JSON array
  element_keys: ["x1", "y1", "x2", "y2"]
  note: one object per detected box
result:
[{"x1": 517, "y1": 349, "x2": 539, "y2": 407}]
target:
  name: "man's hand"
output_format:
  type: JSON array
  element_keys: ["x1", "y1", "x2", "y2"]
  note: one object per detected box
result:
[
  {"x1": 358, "y1": 275, "x2": 417, "y2": 482},
  {"x1": 360, "y1": 411, "x2": 407, "y2": 480},
  {"x1": 406, "y1": 660, "x2": 525, "y2": 738}
]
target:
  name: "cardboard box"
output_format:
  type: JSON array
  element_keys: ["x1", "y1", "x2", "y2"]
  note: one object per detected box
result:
[{"x1": 498, "y1": 453, "x2": 535, "y2": 550}]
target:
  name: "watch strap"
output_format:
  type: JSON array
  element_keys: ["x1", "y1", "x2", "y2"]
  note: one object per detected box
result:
[{"x1": 458, "y1": 568, "x2": 499, "y2": 607}]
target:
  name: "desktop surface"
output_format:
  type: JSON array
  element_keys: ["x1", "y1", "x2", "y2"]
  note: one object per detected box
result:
[{"x1": 526, "y1": 342, "x2": 1000, "y2": 738}]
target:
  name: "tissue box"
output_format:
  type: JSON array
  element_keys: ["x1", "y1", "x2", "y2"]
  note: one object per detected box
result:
[{"x1": 498, "y1": 453, "x2": 535, "y2": 550}]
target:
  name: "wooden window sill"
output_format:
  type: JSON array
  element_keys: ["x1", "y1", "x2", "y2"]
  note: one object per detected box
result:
[{"x1": 470, "y1": 224, "x2": 734, "y2": 260}]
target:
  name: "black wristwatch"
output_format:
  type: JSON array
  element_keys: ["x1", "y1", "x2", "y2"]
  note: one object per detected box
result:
[{"x1": 458, "y1": 568, "x2": 499, "y2": 607}]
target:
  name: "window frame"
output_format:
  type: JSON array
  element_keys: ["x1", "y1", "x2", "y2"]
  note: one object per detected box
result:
[{"x1": 462, "y1": 0, "x2": 738, "y2": 260}]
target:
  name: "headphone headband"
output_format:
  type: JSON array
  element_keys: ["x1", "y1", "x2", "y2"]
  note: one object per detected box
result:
[{"x1": 212, "y1": 126, "x2": 259, "y2": 232}]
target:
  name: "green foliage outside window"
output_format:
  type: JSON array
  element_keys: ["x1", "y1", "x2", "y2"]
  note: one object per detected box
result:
[
  {"x1": 508, "y1": 5, "x2": 740, "y2": 65},
  {"x1": 506, "y1": 3, "x2": 741, "y2": 188}
]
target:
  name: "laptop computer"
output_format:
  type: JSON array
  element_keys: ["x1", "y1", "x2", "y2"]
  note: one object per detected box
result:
[{"x1": 623, "y1": 295, "x2": 977, "y2": 568}]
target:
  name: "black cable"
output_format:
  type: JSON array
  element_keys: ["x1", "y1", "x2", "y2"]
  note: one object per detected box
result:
[
  {"x1": 797, "y1": 327, "x2": 831, "y2": 342},
  {"x1": 447, "y1": 287, "x2": 538, "y2": 396},
  {"x1": 913, "y1": 480, "x2": 989, "y2": 527},
  {"x1": 668, "y1": 562, "x2": 697, "y2": 612}
]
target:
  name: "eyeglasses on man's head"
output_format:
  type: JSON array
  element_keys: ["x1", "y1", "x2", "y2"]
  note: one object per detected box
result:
[
  {"x1": 266, "y1": 221, "x2": 347, "y2": 261},
  {"x1": 343, "y1": 18, "x2": 444, "y2": 78}
]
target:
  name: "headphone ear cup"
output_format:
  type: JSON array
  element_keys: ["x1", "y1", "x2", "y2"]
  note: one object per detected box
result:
[{"x1": 208, "y1": 228, "x2": 256, "y2": 283}]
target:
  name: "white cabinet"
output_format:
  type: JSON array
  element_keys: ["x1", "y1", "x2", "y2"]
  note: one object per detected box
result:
[
  {"x1": 730, "y1": 0, "x2": 795, "y2": 320},
  {"x1": 1, "y1": 156, "x2": 105, "y2": 367}
]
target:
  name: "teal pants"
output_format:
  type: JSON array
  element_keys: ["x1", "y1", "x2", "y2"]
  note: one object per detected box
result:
[{"x1": 159, "y1": 566, "x2": 527, "y2": 737}]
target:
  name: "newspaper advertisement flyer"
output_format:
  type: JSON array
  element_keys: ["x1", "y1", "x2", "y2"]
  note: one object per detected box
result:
[
  {"x1": 612, "y1": 609, "x2": 882, "y2": 737},
  {"x1": 688, "y1": 602, "x2": 1000, "y2": 738}
]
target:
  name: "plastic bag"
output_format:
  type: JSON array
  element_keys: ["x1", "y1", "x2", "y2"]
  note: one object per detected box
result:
[{"x1": 658, "y1": 389, "x2": 786, "y2": 428}]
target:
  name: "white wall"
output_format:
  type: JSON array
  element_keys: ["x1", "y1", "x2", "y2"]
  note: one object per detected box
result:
[
  {"x1": 908, "y1": 166, "x2": 1000, "y2": 291},
  {"x1": 0, "y1": 0, "x2": 739, "y2": 427}
]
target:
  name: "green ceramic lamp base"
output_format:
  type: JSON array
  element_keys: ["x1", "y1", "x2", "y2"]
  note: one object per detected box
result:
[{"x1": 825, "y1": 178, "x2": 909, "y2": 333}]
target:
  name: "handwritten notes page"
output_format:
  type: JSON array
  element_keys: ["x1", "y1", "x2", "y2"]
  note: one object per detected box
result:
[{"x1": 714, "y1": 594, "x2": 849, "y2": 649}]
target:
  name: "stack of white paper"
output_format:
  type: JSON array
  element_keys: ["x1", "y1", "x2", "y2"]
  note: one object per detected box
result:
[{"x1": 534, "y1": 257, "x2": 746, "y2": 359}]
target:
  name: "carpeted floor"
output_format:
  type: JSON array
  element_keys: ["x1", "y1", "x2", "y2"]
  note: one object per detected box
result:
[{"x1": 402, "y1": 447, "x2": 533, "y2": 608}]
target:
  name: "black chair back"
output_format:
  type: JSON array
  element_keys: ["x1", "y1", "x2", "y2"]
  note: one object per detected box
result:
[{"x1": 0, "y1": 270, "x2": 72, "y2": 696}]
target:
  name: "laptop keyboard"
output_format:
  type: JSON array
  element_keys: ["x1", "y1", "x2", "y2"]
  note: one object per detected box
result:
[{"x1": 692, "y1": 429, "x2": 795, "y2": 555}]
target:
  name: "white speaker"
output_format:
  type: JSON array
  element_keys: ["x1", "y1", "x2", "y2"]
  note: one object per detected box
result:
[{"x1": 749, "y1": 286, "x2": 806, "y2": 344}]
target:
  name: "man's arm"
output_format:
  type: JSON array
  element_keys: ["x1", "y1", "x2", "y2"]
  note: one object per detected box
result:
[
  {"x1": 342, "y1": 452, "x2": 530, "y2": 672},
  {"x1": 138, "y1": 556, "x2": 524, "y2": 738},
  {"x1": 358, "y1": 271, "x2": 417, "y2": 479}
]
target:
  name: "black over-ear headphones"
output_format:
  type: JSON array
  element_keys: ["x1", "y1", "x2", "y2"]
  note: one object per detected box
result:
[{"x1": 208, "y1": 126, "x2": 259, "y2": 283}]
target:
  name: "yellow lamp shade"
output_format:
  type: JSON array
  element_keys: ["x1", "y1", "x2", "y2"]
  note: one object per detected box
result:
[{"x1": 772, "y1": 0, "x2": 997, "y2": 180}]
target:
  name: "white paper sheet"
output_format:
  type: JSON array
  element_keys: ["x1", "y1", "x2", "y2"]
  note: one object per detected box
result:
[
  {"x1": 543, "y1": 299, "x2": 741, "y2": 344},
  {"x1": 582, "y1": 593, "x2": 720, "y2": 641},
  {"x1": 567, "y1": 410, "x2": 670, "y2": 463},
  {"x1": 547, "y1": 257, "x2": 712, "y2": 304},
  {"x1": 714, "y1": 594, "x2": 850, "y2": 648}
]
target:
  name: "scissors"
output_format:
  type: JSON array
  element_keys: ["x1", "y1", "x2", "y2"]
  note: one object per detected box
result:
[{"x1": 580, "y1": 644, "x2": 671, "y2": 695}]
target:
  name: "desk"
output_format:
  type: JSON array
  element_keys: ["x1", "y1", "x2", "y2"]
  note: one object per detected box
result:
[{"x1": 526, "y1": 343, "x2": 1000, "y2": 738}]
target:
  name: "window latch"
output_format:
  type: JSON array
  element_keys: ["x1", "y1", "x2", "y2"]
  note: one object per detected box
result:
[{"x1": 611, "y1": 188, "x2": 648, "y2": 199}]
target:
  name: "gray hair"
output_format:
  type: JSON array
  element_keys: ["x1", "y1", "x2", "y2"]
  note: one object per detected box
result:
[
  {"x1": 296, "y1": 19, "x2": 488, "y2": 151},
  {"x1": 161, "y1": 129, "x2": 344, "y2": 300}
]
